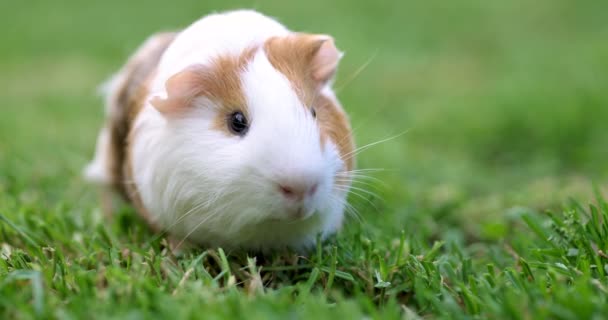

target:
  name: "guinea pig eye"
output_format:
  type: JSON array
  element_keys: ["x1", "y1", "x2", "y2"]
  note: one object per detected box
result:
[
  {"x1": 227, "y1": 111, "x2": 249, "y2": 136},
  {"x1": 311, "y1": 107, "x2": 317, "y2": 118}
]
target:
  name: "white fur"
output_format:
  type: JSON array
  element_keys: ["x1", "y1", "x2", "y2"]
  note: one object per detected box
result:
[{"x1": 88, "y1": 10, "x2": 350, "y2": 250}]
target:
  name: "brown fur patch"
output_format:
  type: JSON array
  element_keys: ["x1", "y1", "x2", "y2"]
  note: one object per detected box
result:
[
  {"x1": 315, "y1": 95, "x2": 355, "y2": 172},
  {"x1": 150, "y1": 47, "x2": 256, "y2": 135},
  {"x1": 122, "y1": 80, "x2": 159, "y2": 229},
  {"x1": 103, "y1": 32, "x2": 177, "y2": 226},
  {"x1": 264, "y1": 34, "x2": 325, "y2": 105}
]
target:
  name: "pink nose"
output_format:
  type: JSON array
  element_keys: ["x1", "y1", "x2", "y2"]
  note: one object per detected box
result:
[{"x1": 278, "y1": 182, "x2": 318, "y2": 200}]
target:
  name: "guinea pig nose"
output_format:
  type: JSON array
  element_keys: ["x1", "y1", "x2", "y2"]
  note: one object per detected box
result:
[{"x1": 278, "y1": 182, "x2": 319, "y2": 200}]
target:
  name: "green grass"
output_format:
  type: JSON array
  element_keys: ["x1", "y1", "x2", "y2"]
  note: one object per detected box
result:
[{"x1": 1, "y1": 0, "x2": 608, "y2": 318}]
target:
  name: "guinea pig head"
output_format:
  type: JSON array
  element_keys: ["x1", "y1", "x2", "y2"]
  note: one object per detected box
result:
[{"x1": 149, "y1": 34, "x2": 354, "y2": 249}]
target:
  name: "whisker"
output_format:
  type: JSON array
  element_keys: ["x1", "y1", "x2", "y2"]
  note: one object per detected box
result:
[
  {"x1": 343, "y1": 201, "x2": 363, "y2": 223},
  {"x1": 344, "y1": 185, "x2": 380, "y2": 199},
  {"x1": 147, "y1": 185, "x2": 238, "y2": 245},
  {"x1": 163, "y1": 199, "x2": 210, "y2": 231},
  {"x1": 143, "y1": 198, "x2": 213, "y2": 246},
  {"x1": 335, "y1": 50, "x2": 378, "y2": 93},
  {"x1": 336, "y1": 170, "x2": 391, "y2": 188},
  {"x1": 341, "y1": 130, "x2": 410, "y2": 162},
  {"x1": 174, "y1": 202, "x2": 230, "y2": 249},
  {"x1": 337, "y1": 168, "x2": 388, "y2": 174},
  {"x1": 335, "y1": 178, "x2": 382, "y2": 191},
  {"x1": 336, "y1": 171, "x2": 385, "y2": 177},
  {"x1": 337, "y1": 175, "x2": 386, "y2": 187},
  {"x1": 338, "y1": 172, "x2": 388, "y2": 179},
  {"x1": 335, "y1": 187, "x2": 379, "y2": 212},
  {"x1": 329, "y1": 193, "x2": 363, "y2": 223}
]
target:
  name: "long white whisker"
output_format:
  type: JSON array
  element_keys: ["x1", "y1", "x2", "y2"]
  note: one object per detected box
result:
[
  {"x1": 163, "y1": 199, "x2": 210, "y2": 231},
  {"x1": 343, "y1": 201, "x2": 363, "y2": 223},
  {"x1": 337, "y1": 168, "x2": 388, "y2": 174},
  {"x1": 341, "y1": 130, "x2": 410, "y2": 162},
  {"x1": 337, "y1": 172, "x2": 387, "y2": 179},
  {"x1": 336, "y1": 170, "x2": 390, "y2": 188},
  {"x1": 329, "y1": 193, "x2": 363, "y2": 223},
  {"x1": 335, "y1": 178, "x2": 382, "y2": 191},
  {"x1": 335, "y1": 50, "x2": 378, "y2": 93},
  {"x1": 344, "y1": 185, "x2": 380, "y2": 199},
  {"x1": 336, "y1": 175, "x2": 382, "y2": 182},
  {"x1": 335, "y1": 187, "x2": 379, "y2": 211},
  {"x1": 336, "y1": 182, "x2": 380, "y2": 199},
  {"x1": 174, "y1": 201, "x2": 231, "y2": 249}
]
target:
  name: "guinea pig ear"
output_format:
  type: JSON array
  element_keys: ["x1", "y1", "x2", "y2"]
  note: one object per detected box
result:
[
  {"x1": 150, "y1": 65, "x2": 203, "y2": 114},
  {"x1": 309, "y1": 36, "x2": 342, "y2": 85},
  {"x1": 265, "y1": 34, "x2": 343, "y2": 89}
]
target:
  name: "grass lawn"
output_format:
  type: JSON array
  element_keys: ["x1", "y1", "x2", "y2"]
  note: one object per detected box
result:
[{"x1": 1, "y1": 0, "x2": 608, "y2": 318}]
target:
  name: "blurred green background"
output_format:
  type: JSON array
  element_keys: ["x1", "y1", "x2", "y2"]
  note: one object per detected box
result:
[
  {"x1": 1, "y1": 0, "x2": 608, "y2": 317},
  {"x1": 1, "y1": 0, "x2": 606, "y2": 236}
]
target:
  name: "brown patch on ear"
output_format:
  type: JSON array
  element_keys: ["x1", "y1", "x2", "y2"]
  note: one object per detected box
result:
[
  {"x1": 150, "y1": 65, "x2": 203, "y2": 113},
  {"x1": 151, "y1": 47, "x2": 257, "y2": 130},
  {"x1": 264, "y1": 34, "x2": 342, "y2": 105},
  {"x1": 315, "y1": 95, "x2": 354, "y2": 172}
]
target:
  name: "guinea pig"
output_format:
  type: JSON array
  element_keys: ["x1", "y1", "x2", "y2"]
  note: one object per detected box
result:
[{"x1": 85, "y1": 10, "x2": 355, "y2": 250}]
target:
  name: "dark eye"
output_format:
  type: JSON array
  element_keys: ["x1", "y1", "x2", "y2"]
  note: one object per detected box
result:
[
  {"x1": 311, "y1": 107, "x2": 317, "y2": 118},
  {"x1": 227, "y1": 111, "x2": 249, "y2": 136}
]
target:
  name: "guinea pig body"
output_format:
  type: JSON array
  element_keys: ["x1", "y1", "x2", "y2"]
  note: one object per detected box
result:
[{"x1": 85, "y1": 10, "x2": 355, "y2": 250}]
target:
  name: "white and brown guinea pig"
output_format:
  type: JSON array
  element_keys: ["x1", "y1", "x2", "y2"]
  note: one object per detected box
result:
[{"x1": 85, "y1": 10, "x2": 355, "y2": 250}]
